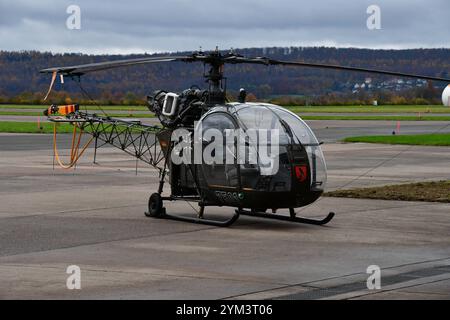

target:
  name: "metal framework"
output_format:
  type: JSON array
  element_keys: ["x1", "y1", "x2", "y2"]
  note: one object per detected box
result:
[{"x1": 51, "y1": 112, "x2": 166, "y2": 170}]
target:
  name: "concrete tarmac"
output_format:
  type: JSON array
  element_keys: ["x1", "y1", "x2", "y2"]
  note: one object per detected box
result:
[
  {"x1": 1, "y1": 117, "x2": 450, "y2": 146},
  {"x1": 0, "y1": 133, "x2": 449, "y2": 299}
]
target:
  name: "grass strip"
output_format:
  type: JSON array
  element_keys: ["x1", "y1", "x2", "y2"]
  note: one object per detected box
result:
[
  {"x1": 343, "y1": 133, "x2": 450, "y2": 146},
  {"x1": 325, "y1": 180, "x2": 450, "y2": 203}
]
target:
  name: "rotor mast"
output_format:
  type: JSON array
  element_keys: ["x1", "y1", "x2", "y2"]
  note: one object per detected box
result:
[{"x1": 200, "y1": 48, "x2": 226, "y2": 105}]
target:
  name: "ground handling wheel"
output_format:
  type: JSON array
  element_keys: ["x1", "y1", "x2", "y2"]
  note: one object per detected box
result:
[{"x1": 145, "y1": 193, "x2": 165, "y2": 218}]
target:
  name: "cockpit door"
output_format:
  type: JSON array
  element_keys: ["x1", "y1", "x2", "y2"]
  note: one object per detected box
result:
[{"x1": 198, "y1": 112, "x2": 238, "y2": 189}]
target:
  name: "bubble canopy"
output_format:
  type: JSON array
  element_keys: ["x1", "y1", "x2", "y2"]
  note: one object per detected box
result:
[{"x1": 196, "y1": 103, "x2": 327, "y2": 191}]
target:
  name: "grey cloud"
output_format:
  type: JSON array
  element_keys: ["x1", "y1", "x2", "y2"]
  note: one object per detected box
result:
[{"x1": 0, "y1": 0, "x2": 449, "y2": 54}]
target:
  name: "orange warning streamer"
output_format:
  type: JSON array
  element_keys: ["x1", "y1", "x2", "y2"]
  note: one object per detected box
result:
[{"x1": 53, "y1": 123, "x2": 94, "y2": 169}]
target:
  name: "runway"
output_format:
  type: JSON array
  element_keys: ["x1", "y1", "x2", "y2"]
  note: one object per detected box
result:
[
  {"x1": 0, "y1": 129, "x2": 449, "y2": 299},
  {"x1": 1, "y1": 118, "x2": 450, "y2": 150}
]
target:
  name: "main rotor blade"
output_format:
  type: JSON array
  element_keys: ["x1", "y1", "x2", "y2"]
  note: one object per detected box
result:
[
  {"x1": 227, "y1": 56, "x2": 450, "y2": 82},
  {"x1": 40, "y1": 55, "x2": 193, "y2": 76},
  {"x1": 40, "y1": 51, "x2": 450, "y2": 82}
]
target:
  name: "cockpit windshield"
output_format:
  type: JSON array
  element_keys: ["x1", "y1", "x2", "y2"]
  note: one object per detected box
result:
[
  {"x1": 232, "y1": 104, "x2": 327, "y2": 191},
  {"x1": 198, "y1": 104, "x2": 328, "y2": 191}
]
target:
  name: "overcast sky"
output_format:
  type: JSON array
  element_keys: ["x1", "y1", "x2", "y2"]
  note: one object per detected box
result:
[{"x1": 1, "y1": 0, "x2": 449, "y2": 54}]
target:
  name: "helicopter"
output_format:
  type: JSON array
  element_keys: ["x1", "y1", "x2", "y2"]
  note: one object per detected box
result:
[{"x1": 40, "y1": 48, "x2": 450, "y2": 227}]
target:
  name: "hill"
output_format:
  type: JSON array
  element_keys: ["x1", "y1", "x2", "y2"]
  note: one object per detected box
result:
[{"x1": 0, "y1": 47, "x2": 449, "y2": 105}]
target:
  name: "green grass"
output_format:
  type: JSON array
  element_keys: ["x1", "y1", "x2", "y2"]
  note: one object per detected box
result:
[
  {"x1": 0, "y1": 111, "x2": 52, "y2": 116},
  {"x1": 0, "y1": 110, "x2": 155, "y2": 118},
  {"x1": 0, "y1": 121, "x2": 158, "y2": 134},
  {"x1": 2, "y1": 104, "x2": 449, "y2": 113},
  {"x1": 0, "y1": 121, "x2": 74, "y2": 133},
  {"x1": 1, "y1": 109, "x2": 449, "y2": 121},
  {"x1": 5, "y1": 109, "x2": 450, "y2": 121},
  {"x1": 0, "y1": 104, "x2": 148, "y2": 111},
  {"x1": 285, "y1": 105, "x2": 450, "y2": 114},
  {"x1": 344, "y1": 133, "x2": 450, "y2": 146},
  {"x1": 325, "y1": 180, "x2": 450, "y2": 203},
  {"x1": 301, "y1": 115, "x2": 450, "y2": 121}
]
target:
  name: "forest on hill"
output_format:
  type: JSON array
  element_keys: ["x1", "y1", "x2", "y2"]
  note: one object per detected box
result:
[{"x1": 0, "y1": 47, "x2": 449, "y2": 105}]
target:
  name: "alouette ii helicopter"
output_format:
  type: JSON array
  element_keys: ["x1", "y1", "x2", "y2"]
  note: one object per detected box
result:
[{"x1": 40, "y1": 48, "x2": 450, "y2": 227}]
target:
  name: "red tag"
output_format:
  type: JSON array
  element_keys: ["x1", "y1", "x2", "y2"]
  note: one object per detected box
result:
[{"x1": 294, "y1": 165, "x2": 308, "y2": 182}]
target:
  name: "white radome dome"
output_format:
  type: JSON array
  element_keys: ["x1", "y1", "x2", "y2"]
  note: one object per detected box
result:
[{"x1": 442, "y1": 85, "x2": 450, "y2": 106}]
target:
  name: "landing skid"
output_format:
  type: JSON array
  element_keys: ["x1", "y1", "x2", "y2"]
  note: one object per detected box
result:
[
  {"x1": 238, "y1": 209, "x2": 335, "y2": 226},
  {"x1": 161, "y1": 211, "x2": 240, "y2": 227},
  {"x1": 150, "y1": 209, "x2": 334, "y2": 227},
  {"x1": 145, "y1": 193, "x2": 334, "y2": 227}
]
